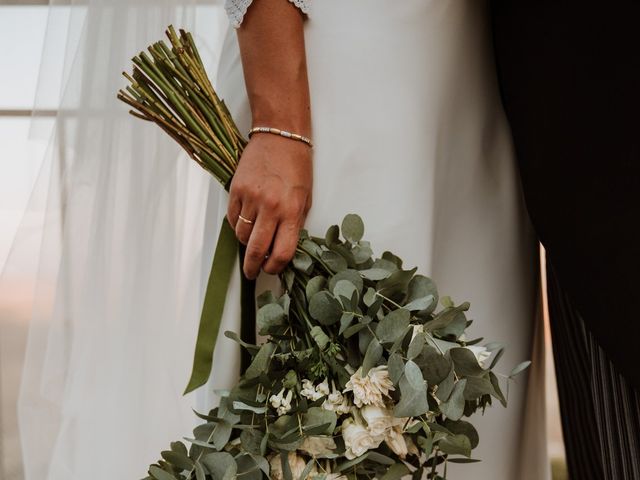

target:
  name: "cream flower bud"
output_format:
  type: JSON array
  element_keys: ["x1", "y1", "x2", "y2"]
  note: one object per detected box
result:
[{"x1": 384, "y1": 425, "x2": 409, "y2": 458}]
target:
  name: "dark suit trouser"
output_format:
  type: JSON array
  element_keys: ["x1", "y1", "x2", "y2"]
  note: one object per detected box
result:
[{"x1": 547, "y1": 259, "x2": 640, "y2": 480}]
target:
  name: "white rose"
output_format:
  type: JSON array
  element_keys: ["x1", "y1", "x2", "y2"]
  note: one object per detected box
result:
[
  {"x1": 384, "y1": 425, "x2": 408, "y2": 458},
  {"x1": 299, "y1": 435, "x2": 336, "y2": 457},
  {"x1": 344, "y1": 366, "x2": 395, "y2": 408},
  {"x1": 269, "y1": 452, "x2": 313, "y2": 480},
  {"x1": 342, "y1": 417, "x2": 382, "y2": 459},
  {"x1": 360, "y1": 405, "x2": 394, "y2": 439},
  {"x1": 466, "y1": 345, "x2": 491, "y2": 368}
]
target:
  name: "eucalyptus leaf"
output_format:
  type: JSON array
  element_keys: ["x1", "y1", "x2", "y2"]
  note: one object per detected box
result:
[
  {"x1": 149, "y1": 466, "x2": 178, "y2": 480},
  {"x1": 310, "y1": 326, "x2": 331, "y2": 349},
  {"x1": 362, "y1": 338, "x2": 383, "y2": 375},
  {"x1": 256, "y1": 303, "x2": 285, "y2": 335},
  {"x1": 328, "y1": 269, "x2": 364, "y2": 294},
  {"x1": 388, "y1": 353, "x2": 405, "y2": 385},
  {"x1": 321, "y1": 250, "x2": 348, "y2": 272},
  {"x1": 424, "y1": 303, "x2": 470, "y2": 333},
  {"x1": 380, "y1": 463, "x2": 410, "y2": 480},
  {"x1": 415, "y1": 345, "x2": 451, "y2": 385},
  {"x1": 450, "y1": 347, "x2": 486, "y2": 377},
  {"x1": 160, "y1": 450, "x2": 193, "y2": 471},
  {"x1": 463, "y1": 376, "x2": 494, "y2": 401},
  {"x1": 212, "y1": 420, "x2": 232, "y2": 450},
  {"x1": 435, "y1": 366, "x2": 455, "y2": 402},
  {"x1": 303, "y1": 407, "x2": 337, "y2": 436},
  {"x1": 407, "y1": 333, "x2": 426, "y2": 359},
  {"x1": 489, "y1": 371, "x2": 507, "y2": 407},
  {"x1": 292, "y1": 250, "x2": 313, "y2": 273},
  {"x1": 510, "y1": 360, "x2": 532, "y2": 378},
  {"x1": 376, "y1": 308, "x2": 410, "y2": 344},
  {"x1": 403, "y1": 294, "x2": 434, "y2": 312},
  {"x1": 202, "y1": 452, "x2": 237, "y2": 480},
  {"x1": 325, "y1": 224, "x2": 340, "y2": 246},
  {"x1": 406, "y1": 275, "x2": 439, "y2": 314},
  {"x1": 359, "y1": 268, "x2": 392, "y2": 281},
  {"x1": 305, "y1": 276, "x2": 327, "y2": 302},
  {"x1": 244, "y1": 342, "x2": 276, "y2": 379},
  {"x1": 404, "y1": 360, "x2": 425, "y2": 391},
  {"x1": 194, "y1": 461, "x2": 207, "y2": 480},
  {"x1": 394, "y1": 373, "x2": 429, "y2": 417},
  {"x1": 443, "y1": 419, "x2": 479, "y2": 449},
  {"x1": 333, "y1": 279, "x2": 358, "y2": 305},
  {"x1": 438, "y1": 434, "x2": 471, "y2": 457},
  {"x1": 309, "y1": 291, "x2": 343, "y2": 325},
  {"x1": 440, "y1": 379, "x2": 467, "y2": 421},
  {"x1": 341, "y1": 213, "x2": 365, "y2": 243},
  {"x1": 232, "y1": 401, "x2": 267, "y2": 414}
]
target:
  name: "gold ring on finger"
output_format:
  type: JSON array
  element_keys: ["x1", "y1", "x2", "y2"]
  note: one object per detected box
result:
[{"x1": 238, "y1": 214, "x2": 254, "y2": 225}]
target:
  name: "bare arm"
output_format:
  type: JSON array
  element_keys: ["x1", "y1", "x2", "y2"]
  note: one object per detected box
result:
[{"x1": 226, "y1": 0, "x2": 312, "y2": 280}]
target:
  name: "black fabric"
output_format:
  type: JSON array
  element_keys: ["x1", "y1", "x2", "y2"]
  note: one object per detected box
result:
[
  {"x1": 548, "y1": 258, "x2": 640, "y2": 480},
  {"x1": 489, "y1": 1, "x2": 640, "y2": 387},
  {"x1": 238, "y1": 243, "x2": 257, "y2": 373}
]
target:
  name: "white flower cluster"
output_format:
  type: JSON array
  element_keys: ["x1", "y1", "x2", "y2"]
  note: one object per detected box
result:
[
  {"x1": 300, "y1": 378, "x2": 351, "y2": 415},
  {"x1": 269, "y1": 388, "x2": 294, "y2": 416}
]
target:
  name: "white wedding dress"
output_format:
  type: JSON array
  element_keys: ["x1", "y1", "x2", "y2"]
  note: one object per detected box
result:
[
  {"x1": 203, "y1": 1, "x2": 550, "y2": 479},
  {"x1": 10, "y1": 1, "x2": 548, "y2": 479}
]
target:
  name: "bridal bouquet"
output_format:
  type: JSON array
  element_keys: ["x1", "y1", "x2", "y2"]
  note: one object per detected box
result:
[{"x1": 118, "y1": 27, "x2": 529, "y2": 480}]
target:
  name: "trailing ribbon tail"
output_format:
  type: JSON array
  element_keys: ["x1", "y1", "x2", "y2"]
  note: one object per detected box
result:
[{"x1": 183, "y1": 217, "x2": 238, "y2": 395}]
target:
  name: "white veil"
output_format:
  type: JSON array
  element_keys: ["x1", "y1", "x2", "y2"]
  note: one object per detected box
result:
[{"x1": 0, "y1": 1, "x2": 234, "y2": 478}]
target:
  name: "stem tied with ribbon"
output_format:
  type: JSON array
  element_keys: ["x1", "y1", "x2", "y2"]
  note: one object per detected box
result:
[{"x1": 118, "y1": 25, "x2": 254, "y2": 395}]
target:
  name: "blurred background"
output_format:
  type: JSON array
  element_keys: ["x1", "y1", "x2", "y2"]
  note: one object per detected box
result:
[{"x1": 0, "y1": 1, "x2": 568, "y2": 479}]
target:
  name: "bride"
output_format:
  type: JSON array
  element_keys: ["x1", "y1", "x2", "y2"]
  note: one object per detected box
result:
[
  {"x1": 13, "y1": 0, "x2": 547, "y2": 478},
  {"x1": 209, "y1": 0, "x2": 548, "y2": 478}
]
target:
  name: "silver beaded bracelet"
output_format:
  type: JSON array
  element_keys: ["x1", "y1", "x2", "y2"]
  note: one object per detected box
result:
[{"x1": 247, "y1": 126, "x2": 313, "y2": 148}]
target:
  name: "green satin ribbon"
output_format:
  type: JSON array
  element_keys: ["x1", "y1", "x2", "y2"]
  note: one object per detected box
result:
[{"x1": 183, "y1": 217, "x2": 239, "y2": 395}]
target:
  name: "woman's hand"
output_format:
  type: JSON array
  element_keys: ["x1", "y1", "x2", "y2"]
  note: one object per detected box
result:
[
  {"x1": 227, "y1": 134, "x2": 312, "y2": 279},
  {"x1": 228, "y1": 0, "x2": 313, "y2": 279}
]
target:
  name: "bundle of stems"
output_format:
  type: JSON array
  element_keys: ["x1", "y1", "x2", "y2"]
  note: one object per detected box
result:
[{"x1": 117, "y1": 25, "x2": 245, "y2": 189}]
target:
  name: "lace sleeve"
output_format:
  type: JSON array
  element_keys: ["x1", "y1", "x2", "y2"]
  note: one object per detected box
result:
[{"x1": 225, "y1": 0, "x2": 310, "y2": 29}]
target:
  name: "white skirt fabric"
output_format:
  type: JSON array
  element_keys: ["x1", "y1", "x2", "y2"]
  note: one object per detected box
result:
[{"x1": 203, "y1": 1, "x2": 550, "y2": 478}]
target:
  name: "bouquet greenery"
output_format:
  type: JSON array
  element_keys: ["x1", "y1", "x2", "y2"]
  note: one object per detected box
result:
[{"x1": 119, "y1": 27, "x2": 529, "y2": 480}]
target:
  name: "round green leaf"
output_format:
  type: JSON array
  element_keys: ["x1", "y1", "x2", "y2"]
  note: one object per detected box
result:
[
  {"x1": 341, "y1": 213, "x2": 365, "y2": 243},
  {"x1": 309, "y1": 291, "x2": 343, "y2": 325},
  {"x1": 321, "y1": 250, "x2": 348, "y2": 272}
]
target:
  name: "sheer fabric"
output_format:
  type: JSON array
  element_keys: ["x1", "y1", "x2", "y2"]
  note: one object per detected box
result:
[
  {"x1": 224, "y1": 0, "x2": 311, "y2": 28},
  {"x1": 0, "y1": 1, "x2": 232, "y2": 478}
]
